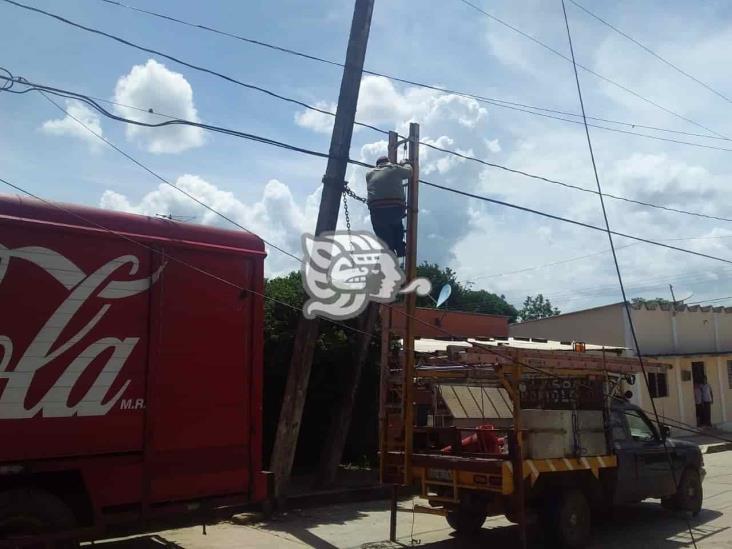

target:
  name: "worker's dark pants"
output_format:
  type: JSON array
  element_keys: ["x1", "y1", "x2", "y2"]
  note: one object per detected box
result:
[
  {"x1": 369, "y1": 205, "x2": 405, "y2": 257},
  {"x1": 702, "y1": 402, "x2": 712, "y2": 426},
  {"x1": 696, "y1": 403, "x2": 703, "y2": 426}
]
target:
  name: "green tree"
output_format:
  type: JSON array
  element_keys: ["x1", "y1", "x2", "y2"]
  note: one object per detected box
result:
[
  {"x1": 263, "y1": 271, "x2": 377, "y2": 469},
  {"x1": 517, "y1": 294, "x2": 560, "y2": 321},
  {"x1": 416, "y1": 262, "x2": 518, "y2": 321}
]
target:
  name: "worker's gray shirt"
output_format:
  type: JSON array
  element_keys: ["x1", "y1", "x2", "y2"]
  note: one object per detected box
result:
[{"x1": 366, "y1": 163, "x2": 411, "y2": 207}]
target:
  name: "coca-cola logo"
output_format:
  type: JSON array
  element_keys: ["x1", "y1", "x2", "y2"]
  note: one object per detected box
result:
[{"x1": 0, "y1": 243, "x2": 164, "y2": 419}]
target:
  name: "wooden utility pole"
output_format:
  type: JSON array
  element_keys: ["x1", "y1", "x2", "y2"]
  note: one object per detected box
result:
[
  {"x1": 270, "y1": 0, "x2": 375, "y2": 503},
  {"x1": 315, "y1": 132, "x2": 401, "y2": 487}
]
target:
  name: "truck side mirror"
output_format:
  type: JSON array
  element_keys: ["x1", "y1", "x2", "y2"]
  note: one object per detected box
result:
[{"x1": 661, "y1": 425, "x2": 671, "y2": 439}]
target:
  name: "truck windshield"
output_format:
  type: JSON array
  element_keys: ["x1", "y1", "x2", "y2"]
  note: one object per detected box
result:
[{"x1": 625, "y1": 410, "x2": 656, "y2": 441}]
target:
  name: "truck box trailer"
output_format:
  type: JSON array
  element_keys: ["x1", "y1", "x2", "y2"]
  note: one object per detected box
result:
[{"x1": 0, "y1": 195, "x2": 268, "y2": 545}]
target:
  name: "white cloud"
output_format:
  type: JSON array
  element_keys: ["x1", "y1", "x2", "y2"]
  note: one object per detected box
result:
[
  {"x1": 294, "y1": 100, "x2": 336, "y2": 134},
  {"x1": 113, "y1": 59, "x2": 204, "y2": 154},
  {"x1": 100, "y1": 174, "x2": 320, "y2": 275},
  {"x1": 41, "y1": 100, "x2": 103, "y2": 150},
  {"x1": 295, "y1": 75, "x2": 488, "y2": 138},
  {"x1": 485, "y1": 138, "x2": 502, "y2": 153}
]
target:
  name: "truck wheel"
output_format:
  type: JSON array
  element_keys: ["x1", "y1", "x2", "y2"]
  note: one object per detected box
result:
[
  {"x1": 0, "y1": 488, "x2": 77, "y2": 547},
  {"x1": 663, "y1": 469, "x2": 703, "y2": 517},
  {"x1": 550, "y1": 489, "x2": 591, "y2": 549},
  {"x1": 446, "y1": 507, "x2": 486, "y2": 536}
]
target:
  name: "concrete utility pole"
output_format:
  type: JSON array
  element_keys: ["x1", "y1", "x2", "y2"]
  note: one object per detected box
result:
[{"x1": 270, "y1": 0, "x2": 375, "y2": 503}]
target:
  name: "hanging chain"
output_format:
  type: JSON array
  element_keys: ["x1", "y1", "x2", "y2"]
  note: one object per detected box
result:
[
  {"x1": 342, "y1": 188, "x2": 352, "y2": 235},
  {"x1": 343, "y1": 182, "x2": 368, "y2": 204},
  {"x1": 341, "y1": 180, "x2": 367, "y2": 240}
]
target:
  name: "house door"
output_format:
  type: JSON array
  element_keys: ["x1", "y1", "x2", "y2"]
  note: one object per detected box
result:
[{"x1": 691, "y1": 361, "x2": 706, "y2": 426}]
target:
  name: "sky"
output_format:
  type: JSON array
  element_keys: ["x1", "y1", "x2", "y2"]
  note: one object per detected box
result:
[{"x1": 3, "y1": 0, "x2": 732, "y2": 314}]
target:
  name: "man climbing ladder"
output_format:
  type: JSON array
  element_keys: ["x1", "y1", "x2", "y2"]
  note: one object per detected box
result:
[{"x1": 366, "y1": 155, "x2": 412, "y2": 257}]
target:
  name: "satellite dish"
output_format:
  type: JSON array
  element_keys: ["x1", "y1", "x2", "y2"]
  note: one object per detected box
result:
[
  {"x1": 674, "y1": 291, "x2": 694, "y2": 303},
  {"x1": 435, "y1": 284, "x2": 452, "y2": 308}
]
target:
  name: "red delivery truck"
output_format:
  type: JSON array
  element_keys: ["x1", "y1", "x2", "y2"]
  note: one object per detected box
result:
[{"x1": 0, "y1": 194, "x2": 269, "y2": 545}]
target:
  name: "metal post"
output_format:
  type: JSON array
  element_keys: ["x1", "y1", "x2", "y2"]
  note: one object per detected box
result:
[
  {"x1": 402, "y1": 123, "x2": 420, "y2": 484},
  {"x1": 512, "y1": 363, "x2": 527, "y2": 549},
  {"x1": 270, "y1": 0, "x2": 375, "y2": 503},
  {"x1": 386, "y1": 130, "x2": 400, "y2": 542},
  {"x1": 389, "y1": 485, "x2": 399, "y2": 542}
]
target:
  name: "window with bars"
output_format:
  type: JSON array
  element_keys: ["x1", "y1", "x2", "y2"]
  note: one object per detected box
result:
[{"x1": 648, "y1": 372, "x2": 669, "y2": 398}]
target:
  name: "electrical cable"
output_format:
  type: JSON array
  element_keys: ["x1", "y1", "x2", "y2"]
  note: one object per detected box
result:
[
  {"x1": 13, "y1": 76, "x2": 732, "y2": 277},
  {"x1": 568, "y1": 0, "x2": 732, "y2": 106},
  {"x1": 0, "y1": 0, "x2": 389, "y2": 135},
  {"x1": 0, "y1": 176, "x2": 377, "y2": 342},
  {"x1": 458, "y1": 0, "x2": 727, "y2": 140},
  {"x1": 90, "y1": 0, "x2": 732, "y2": 144},
  {"x1": 5, "y1": 71, "x2": 732, "y2": 226},
  {"x1": 470, "y1": 233, "x2": 732, "y2": 283},
  {"x1": 418, "y1": 179, "x2": 732, "y2": 266},
  {"x1": 6, "y1": 0, "x2": 732, "y2": 157},
  {"x1": 36, "y1": 90, "x2": 304, "y2": 264},
  {"x1": 420, "y1": 139, "x2": 732, "y2": 221},
  {"x1": 687, "y1": 296, "x2": 732, "y2": 306},
  {"x1": 560, "y1": 2, "x2": 698, "y2": 546},
  {"x1": 14, "y1": 77, "x2": 732, "y2": 271}
]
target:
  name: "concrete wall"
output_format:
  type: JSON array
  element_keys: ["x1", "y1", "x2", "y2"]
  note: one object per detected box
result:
[
  {"x1": 512, "y1": 304, "x2": 732, "y2": 356},
  {"x1": 510, "y1": 304, "x2": 625, "y2": 346}
]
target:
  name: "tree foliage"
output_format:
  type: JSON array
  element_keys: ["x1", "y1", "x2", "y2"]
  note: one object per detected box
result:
[
  {"x1": 416, "y1": 262, "x2": 518, "y2": 321},
  {"x1": 517, "y1": 293, "x2": 560, "y2": 322},
  {"x1": 263, "y1": 272, "x2": 378, "y2": 470}
]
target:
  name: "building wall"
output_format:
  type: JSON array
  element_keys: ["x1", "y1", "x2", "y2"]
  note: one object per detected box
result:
[
  {"x1": 628, "y1": 307, "x2": 674, "y2": 354},
  {"x1": 511, "y1": 304, "x2": 732, "y2": 432},
  {"x1": 510, "y1": 304, "x2": 625, "y2": 346}
]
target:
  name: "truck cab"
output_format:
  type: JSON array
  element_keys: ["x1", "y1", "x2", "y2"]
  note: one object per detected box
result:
[{"x1": 609, "y1": 398, "x2": 704, "y2": 514}]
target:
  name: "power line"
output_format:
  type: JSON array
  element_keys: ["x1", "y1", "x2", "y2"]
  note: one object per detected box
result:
[
  {"x1": 37, "y1": 90, "x2": 304, "y2": 264},
  {"x1": 458, "y1": 0, "x2": 727, "y2": 140},
  {"x1": 9, "y1": 0, "x2": 732, "y2": 155},
  {"x1": 568, "y1": 0, "x2": 732, "y2": 106},
  {"x1": 560, "y1": 3, "x2": 697, "y2": 546},
  {"x1": 687, "y1": 295, "x2": 732, "y2": 306},
  {"x1": 0, "y1": 0, "x2": 388, "y2": 135},
  {"x1": 471, "y1": 234, "x2": 732, "y2": 283},
  {"x1": 418, "y1": 179, "x2": 732, "y2": 266},
  {"x1": 0, "y1": 175, "x2": 379, "y2": 341},
  {"x1": 29, "y1": 81, "x2": 732, "y2": 308},
  {"x1": 7, "y1": 72, "x2": 732, "y2": 270},
  {"x1": 89, "y1": 0, "x2": 732, "y2": 144},
  {"x1": 6, "y1": 72, "x2": 732, "y2": 226},
  {"x1": 421, "y1": 139, "x2": 732, "y2": 222}
]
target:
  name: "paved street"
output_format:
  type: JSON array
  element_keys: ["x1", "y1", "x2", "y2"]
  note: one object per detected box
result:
[{"x1": 93, "y1": 451, "x2": 732, "y2": 548}]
